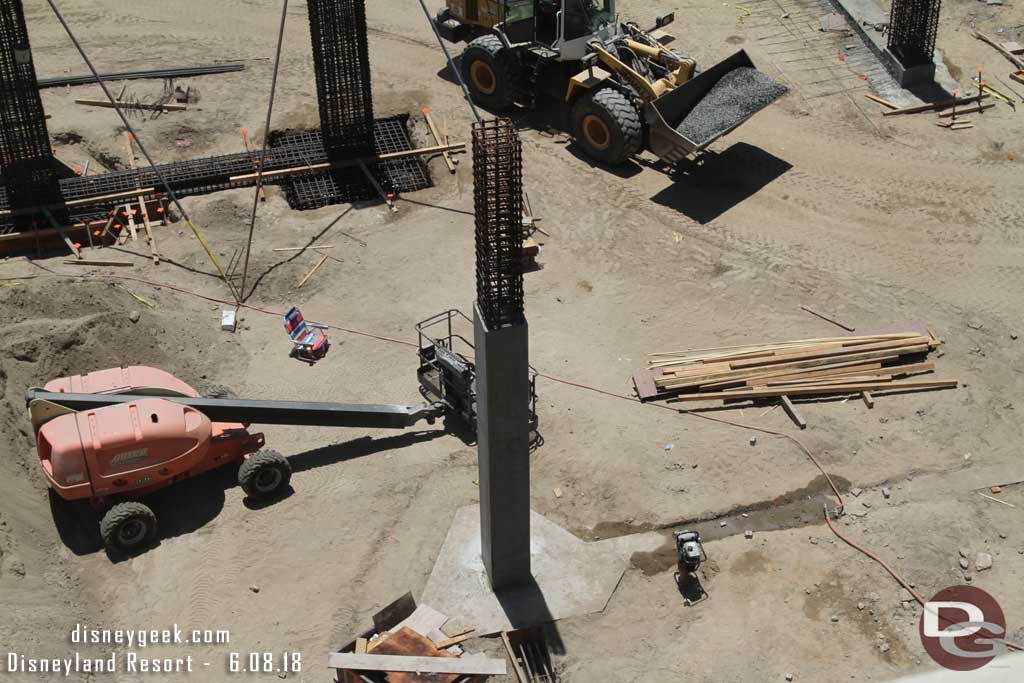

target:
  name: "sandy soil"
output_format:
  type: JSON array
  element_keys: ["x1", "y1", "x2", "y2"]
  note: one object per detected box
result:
[{"x1": 2, "y1": 0, "x2": 1023, "y2": 681}]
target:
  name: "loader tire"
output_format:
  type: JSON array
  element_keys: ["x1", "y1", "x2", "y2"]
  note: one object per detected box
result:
[
  {"x1": 198, "y1": 384, "x2": 237, "y2": 400},
  {"x1": 238, "y1": 449, "x2": 291, "y2": 500},
  {"x1": 100, "y1": 501, "x2": 157, "y2": 553},
  {"x1": 461, "y1": 35, "x2": 517, "y2": 110},
  {"x1": 571, "y1": 88, "x2": 643, "y2": 165}
]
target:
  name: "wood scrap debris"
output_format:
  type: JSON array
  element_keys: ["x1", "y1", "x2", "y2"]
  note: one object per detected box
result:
[
  {"x1": 972, "y1": 30, "x2": 1024, "y2": 71},
  {"x1": 937, "y1": 102, "x2": 994, "y2": 117},
  {"x1": 632, "y1": 330, "x2": 958, "y2": 405},
  {"x1": 864, "y1": 93, "x2": 898, "y2": 109},
  {"x1": 296, "y1": 254, "x2": 329, "y2": 288},
  {"x1": 272, "y1": 245, "x2": 334, "y2": 252},
  {"x1": 330, "y1": 596, "x2": 496, "y2": 682},
  {"x1": 75, "y1": 98, "x2": 187, "y2": 112},
  {"x1": 422, "y1": 107, "x2": 457, "y2": 173}
]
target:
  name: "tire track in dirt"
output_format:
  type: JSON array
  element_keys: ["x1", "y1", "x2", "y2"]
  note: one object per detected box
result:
[{"x1": 521, "y1": 112, "x2": 1023, "y2": 343}]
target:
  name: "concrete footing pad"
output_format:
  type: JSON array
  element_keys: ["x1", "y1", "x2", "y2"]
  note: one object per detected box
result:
[
  {"x1": 828, "y1": 0, "x2": 959, "y2": 105},
  {"x1": 421, "y1": 505, "x2": 662, "y2": 636}
]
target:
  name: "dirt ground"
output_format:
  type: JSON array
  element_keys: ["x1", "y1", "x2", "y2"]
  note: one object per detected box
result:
[{"x1": 1, "y1": 0, "x2": 1023, "y2": 681}]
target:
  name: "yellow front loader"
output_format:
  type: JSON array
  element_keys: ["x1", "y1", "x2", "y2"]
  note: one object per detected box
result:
[{"x1": 431, "y1": 1, "x2": 788, "y2": 164}]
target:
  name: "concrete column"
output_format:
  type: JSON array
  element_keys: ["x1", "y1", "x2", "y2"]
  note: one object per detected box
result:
[{"x1": 474, "y1": 304, "x2": 531, "y2": 589}]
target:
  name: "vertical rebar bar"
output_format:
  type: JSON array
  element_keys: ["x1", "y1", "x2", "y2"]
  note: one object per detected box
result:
[
  {"x1": 307, "y1": 0, "x2": 374, "y2": 160},
  {"x1": 887, "y1": 0, "x2": 941, "y2": 67},
  {"x1": 472, "y1": 118, "x2": 524, "y2": 329},
  {"x1": 0, "y1": 0, "x2": 64, "y2": 229},
  {"x1": 240, "y1": 0, "x2": 290, "y2": 301}
]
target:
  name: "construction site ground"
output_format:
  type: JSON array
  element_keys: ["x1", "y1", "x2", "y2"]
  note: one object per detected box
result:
[{"x1": 2, "y1": 0, "x2": 1023, "y2": 681}]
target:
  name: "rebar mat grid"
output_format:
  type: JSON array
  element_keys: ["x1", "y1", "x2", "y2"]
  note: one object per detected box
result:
[
  {"x1": 0, "y1": 116, "x2": 431, "y2": 231},
  {"x1": 278, "y1": 116, "x2": 430, "y2": 210},
  {"x1": 472, "y1": 118, "x2": 524, "y2": 329},
  {"x1": 738, "y1": 0, "x2": 890, "y2": 102}
]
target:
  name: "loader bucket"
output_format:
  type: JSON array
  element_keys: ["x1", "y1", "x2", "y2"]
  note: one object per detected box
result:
[{"x1": 644, "y1": 50, "x2": 788, "y2": 164}]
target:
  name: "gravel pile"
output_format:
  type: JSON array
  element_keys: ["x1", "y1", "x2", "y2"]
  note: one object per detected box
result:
[{"x1": 675, "y1": 67, "x2": 788, "y2": 146}]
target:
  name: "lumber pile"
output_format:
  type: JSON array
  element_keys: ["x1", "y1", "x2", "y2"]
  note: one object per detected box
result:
[
  {"x1": 633, "y1": 331, "x2": 957, "y2": 404},
  {"x1": 329, "y1": 597, "x2": 499, "y2": 682}
]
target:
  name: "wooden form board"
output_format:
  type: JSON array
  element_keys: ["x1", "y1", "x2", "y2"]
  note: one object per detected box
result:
[
  {"x1": 650, "y1": 332, "x2": 922, "y2": 367},
  {"x1": 657, "y1": 347, "x2": 925, "y2": 390},
  {"x1": 75, "y1": 98, "x2": 187, "y2": 111},
  {"x1": 864, "y1": 93, "x2": 898, "y2": 109},
  {"x1": 229, "y1": 144, "x2": 466, "y2": 182},
  {"x1": 667, "y1": 379, "x2": 958, "y2": 402},
  {"x1": 389, "y1": 606, "x2": 449, "y2": 640},
  {"x1": 369, "y1": 627, "x2": 459, "y2": 683},
  {"x1": 422, "y1": 109, "x2": 456, "y2": 173},
  {"x1": 296, "y1": 254, "x2": 329, "y2": 288},
  {"x1": 780, "y1": 395, "x2": 806, "y2": 429},
  {"x1": 639, "y1": 323, "x2": 946, "y2": 404},
  {"x1": 937, "y1": 102, "x2": 994, "y2": 117},
  {"x1": 326, "y1": 653, "x2": 506, "y2": 676},
  {"x1": 972, "y1": 30, "x2": 1024, "y2": 70},
  {"x1": 882, "y1": 94, "x2": 987, "y2": 116},
  {"x1": 126, "y1": 133, "x2": 159, "y2": 263},
  {"x1": 40, "y1": 207, "x2": 81, "y2": 258},
  {"x1": 0, "y1": 188, "x2": 157, "y2": 217},
  {"x1": 433, "y1": 631, "x2": 475, "y2": 650},
  {"x1": 728, "y1": 336, "x2": 931, "y2": 369}
]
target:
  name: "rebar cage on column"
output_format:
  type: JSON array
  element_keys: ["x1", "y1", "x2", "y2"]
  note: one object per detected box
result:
[
  {"x1": 307, "y1": 0, "x2": 374, "y2": 160},
  {"x1": 887, "y1": 0, "x2": 941, "y2": 67},
  {"x1": 0, "y1": 0, "x2": 64, "y2": 227},
  {"x1": 473, "y1": 118, "x2": 524, "y2": 329}
]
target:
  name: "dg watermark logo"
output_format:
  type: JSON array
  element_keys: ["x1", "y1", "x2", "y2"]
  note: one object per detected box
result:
[{"x1": 919, "y1": 585, "x2": 1007, "y2": 671}]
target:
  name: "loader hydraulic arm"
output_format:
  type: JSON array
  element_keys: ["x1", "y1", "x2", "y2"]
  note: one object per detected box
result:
[
  {"x1": 25, "y1": 390, "x2": 446, "y2": 431},
  {"x1": 587, "y1": 41, "x2": 663, "y2": 102}
]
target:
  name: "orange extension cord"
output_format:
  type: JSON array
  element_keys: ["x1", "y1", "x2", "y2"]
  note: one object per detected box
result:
[{"x1": 80, "y1": 273, "x2": 1019, "y2": 648}]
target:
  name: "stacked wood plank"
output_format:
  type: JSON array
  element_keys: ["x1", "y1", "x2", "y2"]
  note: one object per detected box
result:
[{"x1": 635, "y1": 332, "x2": 957, "y2": 403}]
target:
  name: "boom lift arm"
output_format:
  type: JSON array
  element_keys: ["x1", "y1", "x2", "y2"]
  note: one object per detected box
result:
[{"x1": 26, "y1": 390, "x2": 445, "y2": 431}]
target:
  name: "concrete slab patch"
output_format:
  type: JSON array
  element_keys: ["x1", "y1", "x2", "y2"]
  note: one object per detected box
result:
[{"x1": 422, "y1": 505, "x2": 659, "y2": 636}]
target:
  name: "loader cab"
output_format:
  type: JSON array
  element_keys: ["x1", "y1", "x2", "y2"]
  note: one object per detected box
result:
[
  {"x1": 481, "y1": 0, "x2": 617, "y2": 58},
  {"x1": 555, "y1": 0, "x2": 617, "y2": 60}
]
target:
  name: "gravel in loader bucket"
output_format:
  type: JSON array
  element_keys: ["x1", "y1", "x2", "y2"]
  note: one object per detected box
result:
[
  {"x1": 674, "y1": 67, "x2": 789, "y2": 147},
  {"x1": 644, "y1": 51, "x2": 788, "y2": 164}
]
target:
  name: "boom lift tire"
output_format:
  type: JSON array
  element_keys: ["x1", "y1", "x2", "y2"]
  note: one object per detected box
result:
[
  {"x1": 571, "y1": 88, "x2": 643, "y2": 165},
  {"x1": 238, "y1": 449, "x2": 292, "y2": 499},
  {"x1": 461, "y1": 35, "x2": 517, "y2": 110},
  {"x1": 100, "y1": 501, "x2": 158, "y2": 553}
]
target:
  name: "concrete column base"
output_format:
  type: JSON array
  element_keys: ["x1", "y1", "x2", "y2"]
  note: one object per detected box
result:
[
  {"x1": 884, "y1": 48, "x2": 937, "y2": 88},
  {"x1": 474, "y1": 304, "x2": 531, "y2": 590}
]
